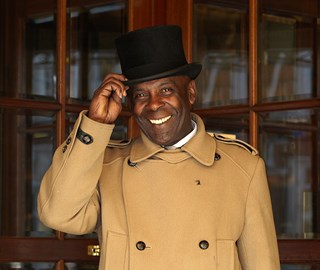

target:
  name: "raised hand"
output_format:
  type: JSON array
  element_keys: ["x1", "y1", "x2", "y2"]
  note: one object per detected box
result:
[{"x1": 88, "y1": 73, "x2": 129, "y2": 124}]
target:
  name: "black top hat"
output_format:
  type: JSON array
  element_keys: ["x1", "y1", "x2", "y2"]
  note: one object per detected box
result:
[{"x1": 115, "y1": 25, "x2": 202, "y2": 86}]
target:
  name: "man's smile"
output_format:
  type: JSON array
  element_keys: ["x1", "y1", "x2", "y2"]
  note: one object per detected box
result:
[{"x1": 149, "y1": 115, "x2": 172, "y2": 125}]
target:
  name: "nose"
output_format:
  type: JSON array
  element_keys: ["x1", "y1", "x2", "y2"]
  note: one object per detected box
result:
[{"x1": 147, "y1": 93, "x2": 165, "y2": 111}]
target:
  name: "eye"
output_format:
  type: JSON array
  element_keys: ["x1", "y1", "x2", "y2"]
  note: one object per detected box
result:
[
  {"x1": 160, "y1": 87, "x2": 173, "y2": 95},
  {"x1": 133, "y1": 91, "x2": 148, "y2": 100}
]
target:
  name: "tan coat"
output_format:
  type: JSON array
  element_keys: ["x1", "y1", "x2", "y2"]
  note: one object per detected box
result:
[{"x1": 38, "y1": 111, "x2": 280, "y2": 270}]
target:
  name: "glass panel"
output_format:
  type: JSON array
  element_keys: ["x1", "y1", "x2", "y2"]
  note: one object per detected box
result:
[
  {"x1": 202, "y1": 114, "x2": 249, "y2": 142},
  {"x1": 0, "y1": 262, "x2": 55, "y2": 270},
  {"x1": 1, "y1": 0, "x2": 56, "y2": 98},
  {"x1": 66, "y1": 113, "x2": 129, "y2": 141},
  {"x1": 281, "y1": 265, "x2": 320, "y2": 270},
  {"x1": 260, "y1": 14, "x2": 314, "y2": 102},
  {"x1": 0, "y1": 109, "x2": 56, "y2": 237},
  {"x1": 65, "y1": 262, "x2": 98, "y2": 270},
  {"x1": 259, "y1": 109, "x2": 319, "y2": 238},
  {"x1": 67, "y1": 1, "x2": 127, "y2": 101},
  {"x1": 193, "y1": 2, "x2": 249, "y2": 108},
  {"x1": 317, "y1": 18, "x2": 320, "y2": 98}
]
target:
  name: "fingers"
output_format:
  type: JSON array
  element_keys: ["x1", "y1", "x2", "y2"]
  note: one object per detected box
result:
[
  {"x1": 88, "y1": 73, "x2": 129, "y2": 124},
  {"x1": 100, "y1": 73, "x2": 129, "y2": 98}
]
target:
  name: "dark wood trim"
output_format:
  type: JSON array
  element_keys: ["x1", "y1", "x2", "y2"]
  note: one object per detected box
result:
[
  {"x1": 56, "y1": 0, "x2": 67, "y2": 146},
  {"x1": 0, "y1": 237, "x2": 99, "y2": 261},
  {"x1": 0, "y1": 97, "x2": 61, "y2": 111},
  {"x1": 193, "y1": 104, "x2": 250, "y2": 117},
  {"x1": 193, "y1": 98, "x2": 320, "y2": 118},
  {"x1": 279, "y1": 239, "x2": 320, "y2": 263},
  {"x1": 253, "y1": 98, "x2": 320, "y2": 112},
  {"x1": 249, "y1": 0, "x2": 258, "y2": 148},
  {"x1": 166, "y1": 0, "x2": 193, "y2": 61}
]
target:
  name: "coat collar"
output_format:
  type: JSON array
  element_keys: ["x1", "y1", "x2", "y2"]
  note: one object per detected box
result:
[{"x1": 129, "y1": 113, "x2": 217, "y2": 166}]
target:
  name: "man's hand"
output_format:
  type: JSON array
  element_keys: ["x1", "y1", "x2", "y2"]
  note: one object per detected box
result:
[{"x1": 88, "y1": 73, "x2": 129, "y2": 124}]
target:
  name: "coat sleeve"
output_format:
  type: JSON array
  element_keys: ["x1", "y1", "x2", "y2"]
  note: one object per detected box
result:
[
  {"x1": 237, "y1": 157, "x2": 281, "y2": 269},
  {"x1": 37, "y1": 111, "x2": 115, "y2": 235}
]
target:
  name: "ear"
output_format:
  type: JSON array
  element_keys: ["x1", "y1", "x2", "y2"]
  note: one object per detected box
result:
[{"x1": 187, "y1": 80, "x2": 197, "y2": 106}]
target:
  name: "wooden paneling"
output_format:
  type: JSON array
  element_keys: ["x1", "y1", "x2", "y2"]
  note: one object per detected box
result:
[
  {"x1": 0, "y1": 238, "x2": 99, "y2": 261},
  {"x1": 279, "y1": 240, "x2": 320, "y2": 263},
  {"x1": 128, "y1": 0, "x2": 166, "y2": 30}
]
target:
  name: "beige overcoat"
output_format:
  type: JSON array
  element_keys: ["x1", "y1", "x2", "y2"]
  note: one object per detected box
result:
[{"x1": 38, "y1": 111, "x2": 280, "y2": 270}]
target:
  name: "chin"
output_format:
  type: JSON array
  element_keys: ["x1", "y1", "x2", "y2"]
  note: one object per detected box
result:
[{"x1": 145, "y1": 132, "x2": 174, "y2": 146}]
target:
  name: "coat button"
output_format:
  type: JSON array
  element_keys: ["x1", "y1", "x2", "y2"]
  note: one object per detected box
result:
[
  {"x1": 199, "y1": 240, "x2": 209, "y2": 250},
  {"x1": 66, "y1": 137, "x2": 71, "y2": 145},
  {"x1": 128, "y1": 159, "x2": 137, "y2": 167},
  {"x1": 76, "y1": 128, "x2": 93, "y2": 144},
  {"x1": 214, "y1": 153, "x2": 221, "y2": 161},
  {"x1": 62, "y1": 145, "x2": 67, "y2": 153},
  {"x1": 136, "y1": 241, "x2": 146, "y2": 251},
  {"x1": 82, "y1": 134, "x2": 93, "y2": 144}
]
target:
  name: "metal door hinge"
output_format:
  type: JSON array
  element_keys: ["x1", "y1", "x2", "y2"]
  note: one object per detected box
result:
[{"x1": 88, "y1": 245, "x2": 100, "y2": 256}]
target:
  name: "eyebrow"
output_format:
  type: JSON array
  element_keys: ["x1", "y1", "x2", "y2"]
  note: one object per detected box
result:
[{"x1": 131, "y1": 78, "x2": 178, "y2": 92}]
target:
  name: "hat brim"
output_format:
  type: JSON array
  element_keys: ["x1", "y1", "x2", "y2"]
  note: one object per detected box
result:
[{"x1": 124, "y1": 63, "x2": 202, "y2": 86}]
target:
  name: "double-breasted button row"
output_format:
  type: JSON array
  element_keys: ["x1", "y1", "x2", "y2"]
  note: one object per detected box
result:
[{"x1": 135, "y1": 240, "x2": 209, "y2": 251}]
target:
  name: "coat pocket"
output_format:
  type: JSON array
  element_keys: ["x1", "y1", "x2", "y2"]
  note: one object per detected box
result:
[
  {"x1": 105, "y1": 231, "x2": 127, "y2": 270},
  {"x1": 217, "y1": 240, "x2": 242, "y2": 270}
]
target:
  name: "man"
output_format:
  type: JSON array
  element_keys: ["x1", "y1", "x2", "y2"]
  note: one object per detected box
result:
[{"x1": 38, "y1": 25, "x2": 280, "y2": 269}]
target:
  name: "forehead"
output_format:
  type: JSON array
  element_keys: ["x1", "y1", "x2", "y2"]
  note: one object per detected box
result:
[{"x1": 130, "y1": 75, "x2": 189, "y2": 91}]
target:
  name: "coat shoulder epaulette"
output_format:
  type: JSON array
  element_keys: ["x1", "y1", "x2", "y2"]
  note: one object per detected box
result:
[
  {"x1": 107, "y1": 139, "x2": 132, "y2": 149},
  {"x1": 213, "y1": 133, "x2": 259, "y2": 156}
]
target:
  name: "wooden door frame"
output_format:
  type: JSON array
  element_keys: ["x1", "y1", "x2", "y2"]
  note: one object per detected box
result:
[{"x1": 1, "y1": 0, "x2": 320, "y2": 266}]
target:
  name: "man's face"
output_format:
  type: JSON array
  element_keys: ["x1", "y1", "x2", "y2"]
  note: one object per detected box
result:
[{"x1": 129, "y1": 75, "x2": 196, "y2": 146}]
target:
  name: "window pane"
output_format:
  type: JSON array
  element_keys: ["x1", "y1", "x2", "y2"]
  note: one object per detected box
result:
[
  {"x1": 193, "y1": 2, "x2": 249, "y2": 108},
  {"x1": 1, "y1": 0, "x2": 56, "y2": 99},
  {"x1": 259, "y1": 109, "x2": 319, "y2": 238},
  {"x1": 65, "y1": 262, "x2": 98, "y2": 270},
  {"x1": 202, "y1": 114, "x2": 249, "y2": 142},
  {"x1": 281, "y1": 265, "x2": 320, "y2": 270},
  {"x1": 0, "y1": 109, "x2": 56, "y2": 237},
  {"x1": 66, "y1": 113, "x2": 129, "y2": 141},
  {"x1": 0, "y1": 262, "x2": 55, "y2": 270},
  {"x1": 317, "y1": 18, "x2": 320, "y2": 98},
  {"x1": 260, "y1": 14, "x2": 314, "y2": 102},
  {"x1": 67, "y1": 2, "x2": 127, "y2": 101}
]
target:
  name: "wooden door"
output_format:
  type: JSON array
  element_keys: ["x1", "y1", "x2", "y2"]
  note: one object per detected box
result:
[{"x1": 1, "y1": 0, "x2": 320, "y2": 269}]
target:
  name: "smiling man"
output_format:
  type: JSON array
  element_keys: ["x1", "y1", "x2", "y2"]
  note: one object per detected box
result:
[{"x1": 38, "y1": 25, "x2": 280, "y2": 270}]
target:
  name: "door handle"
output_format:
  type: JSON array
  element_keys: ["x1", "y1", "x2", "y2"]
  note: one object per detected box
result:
[{"x1": 88, "y1": 245, "x2": 100, "y2": 256}]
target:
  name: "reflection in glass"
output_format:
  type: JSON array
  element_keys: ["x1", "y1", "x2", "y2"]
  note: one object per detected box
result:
[
  {"x1": 281, "y1": 265, "x2": 318, "y2": 270},
  {"x1": 0, "y1": 109, "x2": 56, "y2": 236},
  {"x1": 0, "y1": 262, "x2": 55, "y2": 270},
  {"x1": 203, "y1": 114, "x2": 249, "y2": 142},
  {"x1": 0, "y1": 0, "x2": 56, "y2": 98},
  {"x1": 25, "y1": 9, "x2": 56, "y2": 99},
  {"x1": 67, "y1": 2, "x2": 127, "y2": 101},
  {"x1": 66, "y1": 113, "x2": 128, "y2": 141},
  {"x1": 193, "y1": 3, "x2": 248, "y2": 108},
  {"x1": 65, "y1": 262, "x2": 98, "y2": 270},
  {"x1": 260, "y1": 14, "x2": 314, "y2": 102},
  {"x1": 259, "y1": 109, "x2": 319, "y2": 238}
]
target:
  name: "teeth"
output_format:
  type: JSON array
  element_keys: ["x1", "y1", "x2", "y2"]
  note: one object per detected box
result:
[{"x1": 150, "y1": 115, "x2": 172, "y2": 125}]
